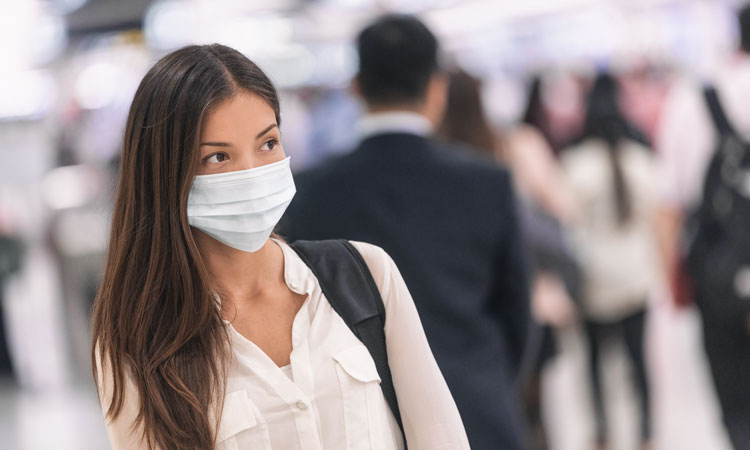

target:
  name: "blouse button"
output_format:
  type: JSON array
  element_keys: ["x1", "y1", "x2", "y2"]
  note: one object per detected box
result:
[{"x1": 296, "y1": 400, "x2": 307, "y2": 410}]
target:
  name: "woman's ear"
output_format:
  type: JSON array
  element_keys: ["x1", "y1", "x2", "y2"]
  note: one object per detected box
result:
[{"x1": 425, "y1": 73, "x2": 449, "y2": 127}]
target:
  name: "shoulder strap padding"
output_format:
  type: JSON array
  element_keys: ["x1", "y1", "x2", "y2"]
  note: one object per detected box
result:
[{"x1": 703, "y1": 85, "x2": 735, "y2": 136}]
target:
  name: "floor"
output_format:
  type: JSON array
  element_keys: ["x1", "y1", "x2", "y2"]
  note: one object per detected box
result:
[
  {"x1": 0, "y1": 380, "x2": 109, "y2": 450},
  {"x1": 543, "y1": 299, "x2": 732, "y2": 450}
]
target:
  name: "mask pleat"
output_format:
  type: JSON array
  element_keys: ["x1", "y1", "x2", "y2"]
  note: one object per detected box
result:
[
  {"x1": 187, "y1": 186, "x2": 295, "y2": 216},
  {"x1": 188, "y1": 171, "x2": 293, "y2": 205}
]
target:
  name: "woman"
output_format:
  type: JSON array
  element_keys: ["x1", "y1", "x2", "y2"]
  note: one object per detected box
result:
[
  {"x1": 91, "y1": 44, "x2": 468, "y2": 450},
  {"x1": 439, "y1": 69, "x2": 580, "y2": 450},
  {"x1": 560, "y1": 73, "x2": 659, "y2": 450}
]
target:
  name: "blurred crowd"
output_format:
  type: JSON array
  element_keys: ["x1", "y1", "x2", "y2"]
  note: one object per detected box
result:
[{"x1": 2, "y1": 1, "x2": 750, "y2": 450}]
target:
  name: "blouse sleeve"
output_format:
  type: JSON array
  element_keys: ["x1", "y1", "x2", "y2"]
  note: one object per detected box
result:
[
  {"x1": 94, "y1": 347, "x2": 154, "y2": 450},
  {"x1": 351, "y1": 241, "x2": 471, "y2": 450}
]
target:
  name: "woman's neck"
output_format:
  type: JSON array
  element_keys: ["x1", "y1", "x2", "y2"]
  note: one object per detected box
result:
[{"x1": 195, "y1": 233, "x2": 285, "y2": 305}]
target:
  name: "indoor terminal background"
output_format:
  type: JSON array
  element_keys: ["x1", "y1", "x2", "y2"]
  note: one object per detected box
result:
[{"x1": 0, "y1": 0, "x2": 746, "y2": 449}]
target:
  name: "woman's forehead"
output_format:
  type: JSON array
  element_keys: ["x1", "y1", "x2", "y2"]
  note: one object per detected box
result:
[{"x1": 202, "y1": 93, "x2": 277, "y2": 138}]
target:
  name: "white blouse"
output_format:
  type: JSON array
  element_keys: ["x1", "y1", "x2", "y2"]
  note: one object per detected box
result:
[{"x1": 96, "y1": 240, "x2": 470, "y2": 450}]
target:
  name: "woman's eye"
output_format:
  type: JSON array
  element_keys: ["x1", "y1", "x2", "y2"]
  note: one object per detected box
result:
[
  {"x1": 205, "y1": 153, "x2": 228, "y2": 163},
  {"x1": 260, "y1": 138, "x2": 279, "y2": 152}
]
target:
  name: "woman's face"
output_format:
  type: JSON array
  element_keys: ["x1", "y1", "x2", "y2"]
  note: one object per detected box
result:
[{"x1": 197, "y1": 92, "x2": 284, "y2": 175}]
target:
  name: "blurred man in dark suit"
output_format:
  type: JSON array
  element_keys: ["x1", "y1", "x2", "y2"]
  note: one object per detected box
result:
[{"x1": 280, "y1": 14, "x2": 530, "y2": 449}]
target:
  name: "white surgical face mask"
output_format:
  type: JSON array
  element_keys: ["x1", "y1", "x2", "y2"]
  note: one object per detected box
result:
[{"x1": 187, "y1": 157, "x2": 295, "y2": 252}]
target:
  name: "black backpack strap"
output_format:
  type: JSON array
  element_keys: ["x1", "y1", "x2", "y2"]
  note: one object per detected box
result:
[
  {"x1": 288, "y1": 239, "x2": 406, "y2": 444},
  {"x1": 701, "y1": 85, "x2": 750, "y2": 191},
  {"x1": 703, "y1": 85, "x2": 735, "y2": 136}
]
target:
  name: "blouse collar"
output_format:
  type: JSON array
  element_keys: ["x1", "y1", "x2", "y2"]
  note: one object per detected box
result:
[{"x1": 272, "y1": 238, "x2": 315, "y2": 296}]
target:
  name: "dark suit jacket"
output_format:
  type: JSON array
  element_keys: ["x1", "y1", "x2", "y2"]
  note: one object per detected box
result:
[{"x1": 280, "y1": 133, "x2": 530, "y2": 449}]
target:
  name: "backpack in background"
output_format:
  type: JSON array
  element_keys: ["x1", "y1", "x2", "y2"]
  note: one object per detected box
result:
[{"x1": 684, "y1": 86, "x2": 750, "y2": 320}]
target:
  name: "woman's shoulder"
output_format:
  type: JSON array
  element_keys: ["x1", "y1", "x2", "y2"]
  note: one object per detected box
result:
[
  {"x1": 283, "y1": 239, "x2": 403, "y2": 300},
  {"x1": 348, "y1": 241, "x2": 397, "y2": 292},
  {"x1": 621, "y1": 138, "x2": 655, "y2": 157},
  {"x1": 349, "y1": 241, "x2": 392, "y2": 268},
  {"x1": 559, "y1": 138, "x2": 605, "y2": 170},
  {"x1": 505, "y1": 123, "x2": 548, "y2": 149}
]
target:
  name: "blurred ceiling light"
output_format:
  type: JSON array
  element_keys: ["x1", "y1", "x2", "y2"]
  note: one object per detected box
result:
[
  {"x1": 145, "y1": 0, "x2": 294, "y2": 52},
  {"x1": 74, "y1": 62, "x2": 121, "y2": 110},
  {"x1": 294, "y1": 7, "x2": 370, "y2": 43},
  {"x1": 425, "y1": 0, "x2": 611, "y2": 39},
  {"x1": 48, "y1": 0, "x2": 87, "y2": 14},
  {"x1": 323, "y1": 0, "x2": 459, "y2": 13},
  {"x1": 0, "y1": 1, "x2": 67, "y2": 70},
  {"x1": 143, "y1": 0, "x2": 197, "y2": 50},
  {"x1": 191, "y1": 0, "x2": 298, "y2": 14},
  {"x1": 320, "y1": 0, "x2": 375, "y2": 9},
  {"x1": 41, "y1": 165, "x2": 102, "y2": 210},
  {"x1": 452, "y1": 34, "x2": 510, "y2": 75},
  {"x1": 378, "y1": 0, "x2": 458, "y2": 14},
  {"x1": 0, "y1": 70, "x2": 56, "y2": 120},
  {"x1": 425, "y1": 1, "x2": 506, "y2": 39},
  {"x1": 257, "y1": 44, "x2": 316, "y2": 88},
  {"x1": 212, "y1": 15, "x2": 295, "y2": 56},
  {"x1": 538, "y1": 6, "x2": 622, "y2": 62},
  {"x1": 309, "y1": 43, "x2": 358, "y2": 86}
]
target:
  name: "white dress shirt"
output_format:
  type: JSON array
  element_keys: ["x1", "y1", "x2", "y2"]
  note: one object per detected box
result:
[
  {"x1": 356, "y1": 111, "x2": 433, "y2": 140},
  {"x1": 97, "y1": 240, "x2": 469, "y2": 450},
  {"x1": 657, "y1": 56, "x2": 750, "y2": 209}
]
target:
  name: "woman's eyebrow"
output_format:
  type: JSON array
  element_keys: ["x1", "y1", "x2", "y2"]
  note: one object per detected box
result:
[
  {"x1": 199, "y1": 124, "x2": 277, "y2": 146},
  {"x1": 255, "y1": 124, "x2": 278, "y2": 139}
]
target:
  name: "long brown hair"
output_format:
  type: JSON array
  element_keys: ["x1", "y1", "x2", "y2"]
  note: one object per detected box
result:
[
  {"x1": 439, "y1": 69, "x2": 498, "y2": 156},
  {"x1": 578, "y1": 73, "x2": 644, "y2": 225},
  {"x1": 91, "y1": 44, "x2": 280, "y2": 450}
]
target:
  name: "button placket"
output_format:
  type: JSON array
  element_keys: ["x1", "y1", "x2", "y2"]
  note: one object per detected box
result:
[{"x1": 271, "y1": 240, "x2": 324, "y2": 449}]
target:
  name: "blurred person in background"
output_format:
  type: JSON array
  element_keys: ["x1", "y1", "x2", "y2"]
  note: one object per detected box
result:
[
  {"x1": 281, "y1": 15, "x2": 531, "y2": 450},
  {"x1": 522, "y1": 74, "x2": 586, "y2": 156},
  {"x1": 440, "y1": 69, "x2": 581, "y2": 450},
  {"x1": 47, "y1": 135, "x2": 112, "y2": 379},
  {"x1": 657, "y1": 5, "x2": 750, "y2": 448},
  {"x1": 92, "y1": 43, "x2": 469, "y2": 450},
  {"x1": 504, "y1": 75, "x2": 579, "y2": 224},
  {"x1": 0, "y1": 228, "x2": 24, "y2": 382},
  {"x1": 618, "y1": 63, "x2": 671, "y2": 146},
  {"x1": 520, "y1": 77, "x2": 555, "y2": 154},
  {"x1": 560, "y1": 73, "x2": 659, "y2": 450}
]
